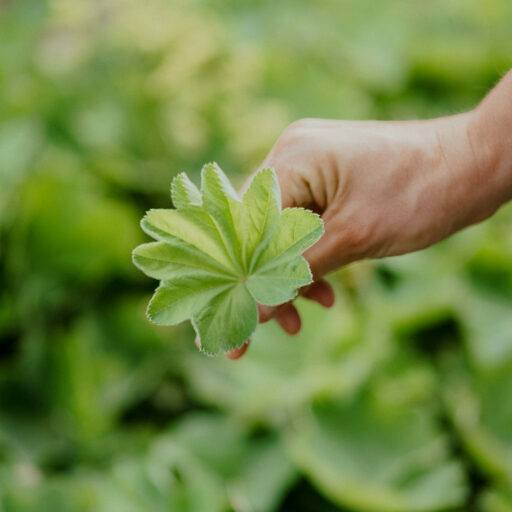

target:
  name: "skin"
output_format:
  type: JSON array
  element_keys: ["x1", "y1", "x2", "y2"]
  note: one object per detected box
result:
[{"x1": 224, "y1": 70, "x2": 512, "y2": 360}]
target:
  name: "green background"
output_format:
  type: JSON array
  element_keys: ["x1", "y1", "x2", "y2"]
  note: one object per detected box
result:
[{"x1": 1, "y1": 0, "x2": 512, "y2": 510}]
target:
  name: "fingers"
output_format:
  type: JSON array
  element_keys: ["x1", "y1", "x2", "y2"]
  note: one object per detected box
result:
[
  {"x1": 302, "y1": 279, "x2": 336, "y2": 308},
  {"x1": 253, "y1": 282, "x2": 334, "y2": 325},
  {"x1": 226, "y1": 340, "x2": 250, "y2": 360},
  {"x1": 275, "y1": 303, "x2": 301, "y2": 335},
  {"x1": 195, "y1": 336, "x2": 251, "y2": 360},
  {"x1": 258, "y1": 279, "x2": 335, "y2": 323},
  {"x1": 258, "y1": 304, "x2": 275, "y2": 324}
]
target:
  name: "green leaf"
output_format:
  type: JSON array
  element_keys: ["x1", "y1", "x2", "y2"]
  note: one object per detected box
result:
[
  {"x1": 246, "y1": 257, "x2": 312, "y2": 306},
  {"x1": 133, "y1": 241, "x2": 233, "y2": 281},
  {"x1": 443, "y1": 356, "x2": 512, "y2": 487},
  {"x1": 171, "y1": 172, "x2": 202, "y2": 209},
  {"x1": 141, "y1": 207, "x2": 235, "y2": 270},
  {"x1": 287, "y1": 392, "x2": 467, "y2": 512},
  {"x1": 239, "y1": 167, "x2": 281, "y2": 270},
  {"x1": 133, "y1": 163, "x2": 323, "y2": 355},
  {"x1": 168, "y1": 413, "x2": 297, "y2": 512},
  {"x1": 478, "y1": 488, "x2": 512, "y2": 512},
  {"x1": 192, "y1": 284, "x2": 258, "y2": 355},
  {"x1": 147, "y1": 276, "x2": 234, "y2": 327},
  {"x1": 256, "y1": 207, "x2": 324, "y2": 270}
]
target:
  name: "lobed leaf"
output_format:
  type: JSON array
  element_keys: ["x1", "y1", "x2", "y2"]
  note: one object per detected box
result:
[
  {"x1": 288, "y1": 393, "x2": 467, "y2": 512},
  {"x1": 133, "y1": 162, "x2": 324, "y2": 355}
]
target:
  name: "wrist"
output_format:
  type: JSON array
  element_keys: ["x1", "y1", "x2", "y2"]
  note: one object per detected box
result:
[
  {"x1": 430, "y1": 112, "x2": 485, "y2": 234},
  {"x1": 469, "y1": 73, "x2": 512, "y2": 210},
  {"x1": 435, "y1": 103, "x2": 511, "y2": 236}
]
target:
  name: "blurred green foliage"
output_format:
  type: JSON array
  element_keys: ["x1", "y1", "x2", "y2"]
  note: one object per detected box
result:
[{"x1": 1, "y1": 0, "x2": 512, "y2": 510}]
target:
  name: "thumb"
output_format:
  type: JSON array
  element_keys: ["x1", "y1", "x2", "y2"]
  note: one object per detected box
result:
[{"x1": 303, "y1": 215, "x2": 347, "y2": 279}]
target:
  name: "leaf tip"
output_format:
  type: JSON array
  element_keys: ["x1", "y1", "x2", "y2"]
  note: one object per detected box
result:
[
  {"x1": 145, "y1": 285, "x2": 170, "y2": 326},
  {"x1": 131, "y1": 244, "x2": 143, "y2": 268},
  {"x1": 190, "y1": 319, "x2": 217, "y2": 357},
  {"x1": 171, "y1": 172, "x2": 202, "y2": 209}
]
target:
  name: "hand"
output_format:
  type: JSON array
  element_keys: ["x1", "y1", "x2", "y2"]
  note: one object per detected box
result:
[{"x1": 225, "y1": 73, "x2": 512, "y2": 359}]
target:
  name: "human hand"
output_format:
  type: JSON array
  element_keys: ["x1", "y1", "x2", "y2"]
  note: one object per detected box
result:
[{"x1": 225, "y1": 92, "x2": 512, "y2": 359}]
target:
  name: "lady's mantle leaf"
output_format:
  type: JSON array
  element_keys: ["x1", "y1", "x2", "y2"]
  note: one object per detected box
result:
[
  {"x1": 133, "y1": 162, "x2": 323, "y2": 355},
  {"x1": 288, "y1": 393, "x2": 467, "y2": 512}
]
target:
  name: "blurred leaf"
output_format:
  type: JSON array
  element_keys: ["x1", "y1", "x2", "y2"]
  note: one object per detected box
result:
[
  {"x1": 287, "y1": 390, "x2": 467, "y2": 512},
  {"x1": 444, "y1": 358, "x2": 512, "y2": 487},
  {"x1": 14, "y1": 167, "x2": 139, "y2": 280},
  {"x1": 185, "y1": 293, "x2": 389, "y2": 422},
  {"x1": 165, "y1": 413, "x2": 297, "y2": 512},
  {"x1": 479, "y1": 488, "x2": 512, "y2": 512}
]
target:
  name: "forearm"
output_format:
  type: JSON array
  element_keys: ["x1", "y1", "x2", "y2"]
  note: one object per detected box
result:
[
  {"x1": 429, "y1": 71, "x2": 512, "y2": 243},
  {"x1": 468, "y1": 71, "x2": 512, "y2": 217}
]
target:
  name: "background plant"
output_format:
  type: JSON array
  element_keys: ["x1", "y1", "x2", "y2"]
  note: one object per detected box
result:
[{"x1": 1, "y1": 0, "x2": 512, "y2": 510}]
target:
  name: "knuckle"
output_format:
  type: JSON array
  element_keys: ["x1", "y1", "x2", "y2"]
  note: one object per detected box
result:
[
  {"x1": 288, "y1": 117, "x2": 315, "y2": 131},
  {"x1": 274, "y1": 119, "x2": 313, "y2": 156}
]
